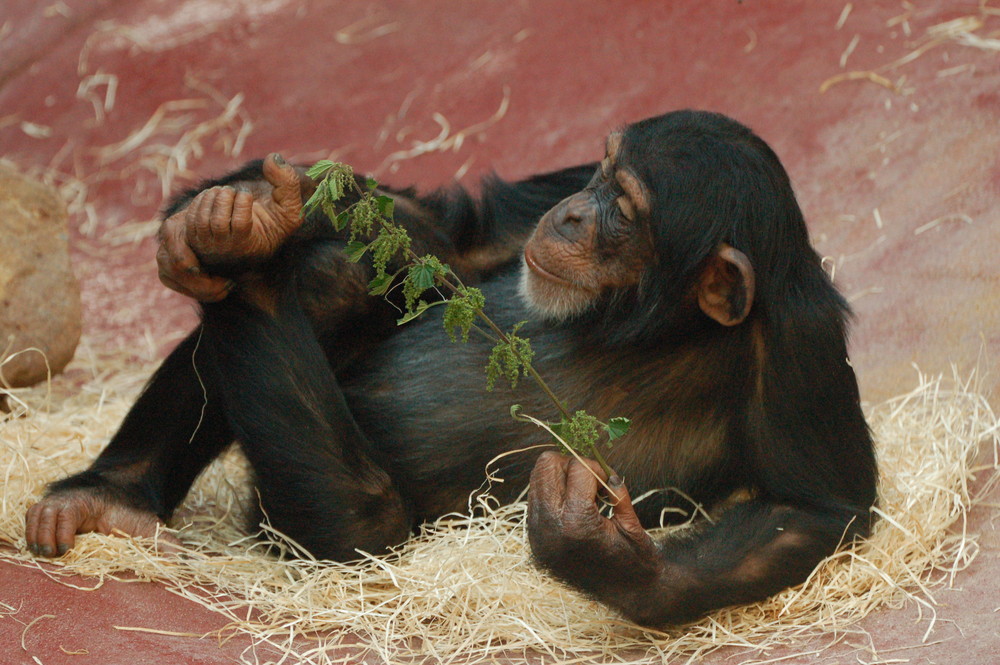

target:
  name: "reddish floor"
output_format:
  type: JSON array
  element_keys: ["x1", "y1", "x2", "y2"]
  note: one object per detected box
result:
[{"x1": 2, "y1": 1, "x2": 999, "y2": 663}]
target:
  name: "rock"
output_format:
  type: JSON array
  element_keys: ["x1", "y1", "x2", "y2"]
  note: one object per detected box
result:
[{"x1": 0, "y1": 164, "x2": 82, "y2": 388}]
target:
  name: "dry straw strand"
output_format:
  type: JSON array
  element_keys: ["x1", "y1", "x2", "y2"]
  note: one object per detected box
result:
[{"x1": 1, "y1": 342, "x2": 997, "y2": 664}]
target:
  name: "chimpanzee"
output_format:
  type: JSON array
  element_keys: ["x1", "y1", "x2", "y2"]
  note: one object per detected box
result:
[{"x1": 25, "y1": 110, "x2": 876, "y2": 627}]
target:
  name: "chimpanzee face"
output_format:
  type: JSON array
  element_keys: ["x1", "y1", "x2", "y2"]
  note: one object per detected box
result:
[{"x1": 520, "y1": 131, "x2": 653, "y2": 321}]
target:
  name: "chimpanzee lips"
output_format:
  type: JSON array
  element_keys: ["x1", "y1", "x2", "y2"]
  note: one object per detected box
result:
[{"x1": 523, "y1": 247, "x2": 593, "y2": 292}]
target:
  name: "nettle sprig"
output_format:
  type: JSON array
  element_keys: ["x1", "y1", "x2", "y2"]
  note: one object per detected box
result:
[{"x1": 303, "y1": 161, "x2": 629, "y2": 477}]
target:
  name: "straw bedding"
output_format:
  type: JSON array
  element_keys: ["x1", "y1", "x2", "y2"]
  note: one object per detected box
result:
[{"x1": 1, "y1": 340, "x2": 997, "y2": 664}]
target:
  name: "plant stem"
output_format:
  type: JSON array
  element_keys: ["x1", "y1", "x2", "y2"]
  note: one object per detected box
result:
[
  {"x1": 443, "y1": 272, "x2": 616, "y2": 478},
  {"x1": 423, "y1": 258, "x2": 574, "y2": 423},
  {"x1": 589, "y1": 444, "x2": 614, "y2": 479}
]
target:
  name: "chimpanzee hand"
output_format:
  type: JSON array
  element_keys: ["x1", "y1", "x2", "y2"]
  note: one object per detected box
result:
[
  {"x1": 527, "y1": 452, "x2": 663, "y2": 598},
  {"x1": 157, "y1": 153, "x2": 309, "y2": 301}
]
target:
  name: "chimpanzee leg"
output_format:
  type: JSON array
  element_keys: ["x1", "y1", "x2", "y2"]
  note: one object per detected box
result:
[
  {"x1": 26, "y1": 329, "x2": 233, "y2": 555},
  {"x1": 199, "y1": 280, "x2": 412, "y2": 561}
]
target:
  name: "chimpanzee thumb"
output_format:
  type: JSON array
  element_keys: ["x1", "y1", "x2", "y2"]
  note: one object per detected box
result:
[{"x1": 607, "y1": 477, "x2": 646, "y2": 541}]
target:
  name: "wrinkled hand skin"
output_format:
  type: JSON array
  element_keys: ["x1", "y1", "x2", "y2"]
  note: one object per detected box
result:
[
  {"x1": 24, "y1": 489, "x2": 181, "y2": 557},
  {"x1": 156, "y1": 153, "x2": 306, "y2": 302},
  {"x1": 527, "y1": 452, "x2": 664, "y2": 605}
]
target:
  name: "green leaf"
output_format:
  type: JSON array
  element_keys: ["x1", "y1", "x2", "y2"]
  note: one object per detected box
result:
[
  {"x1": 334, "y1": 210, "x2": 351, "y2": 231},
  {"x1": 397, "y1": 300, "x2": 447, "y2": 326},
  {"x1": 321, "y1": 197, "x2": 337, "y2": 225},
  {"x1": 605, "y1": 417, "x2": 631, "y2": 442},
  {"x1": 306, "y1": 160, "x2": 335, "y2": 179},
  {"x1": 409, "y1": 262, "x2": 438, "y2": 291},
  {"x1": 344, "y1": 241, "x2": 368, "y2": 263},
  {"x1": 397, "y1": 301, "x2": 430, "y2": 325},
  {"x1": 375, "y1": 195, "x2": 395, "y2": 218},
  {"x1": 402, "y1": 257, "x2": 447, "y2": 312},
  {"x1": 302, "y1": 187, "x2": 323, "y2": 214},
  {"x1": 368, "y1": 272, "x2": 393, "y2": 295},
  {"x1": 365, "y1": 177, "x2": 379, "y2": 191}
]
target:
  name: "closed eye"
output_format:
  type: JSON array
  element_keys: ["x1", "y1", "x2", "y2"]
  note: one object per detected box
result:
[{"x1": 617, "y1": 196, "x2": 636, "y2": 222}]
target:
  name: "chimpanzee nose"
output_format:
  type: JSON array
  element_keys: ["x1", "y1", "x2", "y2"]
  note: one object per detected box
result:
[{"x1": 550, "y1": 193, "x2": 594, "y2": 242}]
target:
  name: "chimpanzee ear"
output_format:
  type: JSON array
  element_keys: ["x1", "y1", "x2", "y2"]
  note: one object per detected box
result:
[{"x1": 697, "y1": 244, "x2": 755, "y2": 326}]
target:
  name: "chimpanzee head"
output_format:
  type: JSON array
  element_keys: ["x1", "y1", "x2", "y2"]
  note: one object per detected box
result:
[{"x1": 520, "y1": 110, "x2": 821, "y2": 343}]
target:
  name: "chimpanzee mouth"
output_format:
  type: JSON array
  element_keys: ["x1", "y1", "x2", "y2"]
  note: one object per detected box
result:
[{"x1": 523, "y1": 248, "x2": 593, "y2": 292}]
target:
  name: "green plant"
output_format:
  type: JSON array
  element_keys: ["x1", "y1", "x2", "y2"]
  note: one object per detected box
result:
[{"x1": 304, "y1": 161, "x2": 629, "y2": 476}]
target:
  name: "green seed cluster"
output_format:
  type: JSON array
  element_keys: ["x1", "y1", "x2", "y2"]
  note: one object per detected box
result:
[
  {"x1": 485, "y1": 323, "x2": 534, "y2": 391},
  {"x1": 442, "y1": 286, "x2": 485, "y2": 343}
]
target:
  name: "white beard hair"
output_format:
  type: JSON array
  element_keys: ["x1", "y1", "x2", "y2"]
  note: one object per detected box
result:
[{"x1": 518, "y1": 258, "x2": 595, "y2": 323}]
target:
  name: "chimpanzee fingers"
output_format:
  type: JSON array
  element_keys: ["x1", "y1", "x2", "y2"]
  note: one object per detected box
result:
[
  {"x1": 156, "y1": 243, "x2": 197, "y2": 298},
  {"x1": 263, "y1": 154, "x2": 305, "y2": 232},
  {"x1": 528, "y1": 451, "x2": 572, "y2": 511},
  {"x1": 24, "y1": 502, "x2": 42, "y2": 554},
  {"x1": 208, "y1": 186, "x2": 237, "y2": 240},
  {"x1": 230, "y1": 190, "x2": 255, "y2": 239},
  {"x1": 159, "y1": 269, "x2": 232, "y2": 303},
  {"x1": 186, "y1": 188, "x2": 217, "y2": 245},
  {"x1": 162, "y1": 213, "x2": 202, "y2": 275},
  {"x1": 35, "y1": 503, "x2": 59, "y2": 557},
  {"x1": 603, "y1": 477, "x2": 648, "y2": 542},
  {"x1": 158, "y1": 217, "x2": 232, "y2": 300},
  {"x1": 263, "y1": 153, "x2": 300, "y2": 207},
  {"x1": 26, "y1": 502, "x2": 62, "y2": 557},
  {"x1": 156, "y1": 239, "x2": 191, "y2": 289},
  {"x1": 562, "y1": 457, "x2": 607, "y2": 511},
  {"x1": 187, "y1": 186, "x2": 234, "y2": 243},
  {"x1": 54, "y1": 505, "x2": 83, "y2": 555}
]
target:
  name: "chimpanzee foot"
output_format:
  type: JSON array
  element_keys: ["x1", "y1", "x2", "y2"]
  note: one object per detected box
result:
[{"x1": 24, "y1": 490, "x2": 179, "y2": 557}]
